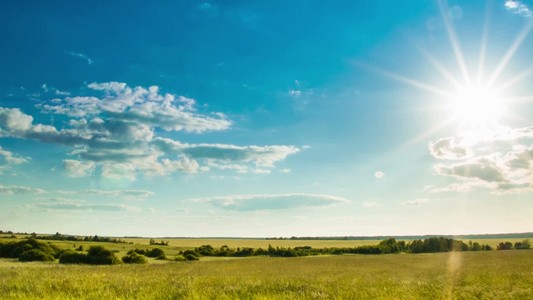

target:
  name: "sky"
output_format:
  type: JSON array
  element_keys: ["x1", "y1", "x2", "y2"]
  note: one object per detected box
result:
[{"x1": 0, "y1": 0, "x2": 532, "y2": 237}]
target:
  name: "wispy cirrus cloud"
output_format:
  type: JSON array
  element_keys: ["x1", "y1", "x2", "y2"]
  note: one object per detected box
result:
[
  {"x1": 191, "y1": 193, "x2": 350, "y2": 211},
  {"x1": 402, "y1": 198, "x2": 429, "y2": 206},
  {"x1": 0, "y1": 184, "x2": 153, "y2": 199},
  {"x1": 0, "y1": 185, "x2": 45, "y2": 195},
  {"x1": 66, "y1": 51, "x2": 93, "y2": 64}
]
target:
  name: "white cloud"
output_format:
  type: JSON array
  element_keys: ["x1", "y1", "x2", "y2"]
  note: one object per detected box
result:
[
  {"x1": 429, "y1": 137, "x2": 472, "y2": 160},
  {"x1": 281, "y1": 169, "x2": 291, "y2": 173},
  {"x1": 429, "y1": 126, "x2": 533, "y2": 194},
  {"x1": 424, "y1": 183, "x2": 472, "y2": 193},
  {"x1": 435, "y1": 157, "x2": 506, "y2": 183},
  {"x1": 362, "y1": 202, "x2": 382, "y2": 208},
  {"x1": 63, "y1": 160, "x2": 95, "y2": 177},
  {"x1": 0, "y1": 146, "x2": 29, "y2": 165},
  {"x1": 154, "y1": 138, "x2": 299, "y2": 168},
  {"x1": 28, "y1": 202, "x2": 141, "y2": 212},
  {"x1": 0, "y1": 185, "x2": 45, "y2": 195},
  {"x1": 0, "y1": 82, "x2": 300, "y2": 179},
  {"x1": 402, "y1": 198, "x2": 429, "y2": 206},
  {"x1": 58, "y1": 189, "x2": 154, "y2": 198},
  {"x1": 374, "y1": 171, "x2": 385, "y2": 179},
  {"x1": 66, "y1": 51, "x2": 93, "y2": 64},
  {"x1": 191, "y1": 193, "x2": 350, "y2": 211},
  {"x1": 505, "y1": 0, "x2": 532, "y2": 17}
]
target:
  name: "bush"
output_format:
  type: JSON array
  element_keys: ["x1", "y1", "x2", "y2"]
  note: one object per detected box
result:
[
  {"x1": 184, "y1": 254, "x2": 199, "y2": 261},
  {"x1": 146, "y1": 248, "x2": 165, "y2": 258},
  {"x1": 173, "y1": 255, "x2": 187, "y2": 261},
  {"x1": 19, "y1": 249, "x2": 55, "y2": 262},
  {"x1": 59, "y1": 251, "x2": 88, "y2": 264},
  {"x1": 84, "y1": 246, "x2": 121, "y2": 265},
  {"x1": 122, "y1": 252, "x2": 148, "y2": 264}
]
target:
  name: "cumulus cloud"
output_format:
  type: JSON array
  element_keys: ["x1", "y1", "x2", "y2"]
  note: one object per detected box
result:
[
  {"x1": 374, "y1": 171, "x2": 385, "y2": 178},
  {"x1": 505, "y1": 0, "x2": 532, "y2": 17},
  {"x1": 191, "y1": 193, "x2": 350, "y2": 211},
  {"x1": 429, "y1": 137, "x2": 472, "y2": 160},
  {"x1": 63, "y1": 160, "x2": 95, "y2": 177},
  {"x1": 44, "y1": 82, "x2": 231, "y2": 132},
  {"x1": 0, "y1": 185, "x2": 45, "y2": 195},
  {"x1": 0, "y1": 82, "x2": 300, "y2": 180},
  {"x1": 435, "y1": 157, "x2": 506, "y2": 183},
  {"x1": 429, "y1": 127, "x2": 533, "y2": 194},
  {"x1": 402, "y1": 198, "x2": 429, "y2": 206},
  {"x1": 362, "y1": 202, "x2": 382, "y2": 208}
]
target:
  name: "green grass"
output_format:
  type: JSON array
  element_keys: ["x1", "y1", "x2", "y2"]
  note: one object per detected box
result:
[{"x1": 1, "y1": 250, "x2": 531, "y2": 299}]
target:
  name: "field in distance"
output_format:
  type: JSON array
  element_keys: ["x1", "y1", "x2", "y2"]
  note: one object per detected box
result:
[{"x1": 1, "y1": 250, "x2": 532, "y2": 299}]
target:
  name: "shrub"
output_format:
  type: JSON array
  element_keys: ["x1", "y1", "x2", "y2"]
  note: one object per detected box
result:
[
  {"x1": 19, "y1": 249, "x2": 55, "y2": 262},
  {"x1": 184, "y1": 254, "x2": 199, "y2": 261},
  {"x1": 122, "y1": 252, "x2": 148, "y2": 264},
  {"x1": 183, "y1": 250, "x2": 199, "y2": 258},
  {"x1": 146, "y1": 248, "x2": 165, "y2": 258},
  {"x1": 86, "y1": 245, "x2": 121, "y2": 265},
  {"x1": 173, "y1": 255, "x2": 187, "y2": 261},
  {"x1": 59, "y1": 251, "x2": 88, "y2": 264}
]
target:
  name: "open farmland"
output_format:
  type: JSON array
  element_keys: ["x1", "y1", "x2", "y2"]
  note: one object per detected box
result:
[{"x1": 1, "y1": 250, "x2": 532, "y2": 299}]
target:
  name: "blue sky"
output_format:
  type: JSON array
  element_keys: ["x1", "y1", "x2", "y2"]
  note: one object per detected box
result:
[{"x1": 1, "y1": 1, "x2": 532, "y2": 237}]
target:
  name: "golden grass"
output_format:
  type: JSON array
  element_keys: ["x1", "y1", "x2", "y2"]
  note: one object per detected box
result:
[{"x1": 1, "y1": 250, "x2": 531, "y2": 299}]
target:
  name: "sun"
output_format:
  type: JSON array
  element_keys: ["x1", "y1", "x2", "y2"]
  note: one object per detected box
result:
[{"x1": 449, "y1": 85, "x2": 507, "y2": 128}]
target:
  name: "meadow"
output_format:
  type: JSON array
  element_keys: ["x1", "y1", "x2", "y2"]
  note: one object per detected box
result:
[
  {"x1": 1, "y1": 250, "x2": 532, "y2": 299},
  {"x1": 0, "y1": 234, "x2": 532, "y2": 299}
]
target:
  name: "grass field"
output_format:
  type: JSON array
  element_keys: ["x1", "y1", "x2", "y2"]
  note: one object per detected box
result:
[{"x1": 1, "y1": 250, "x2": 532, "y2": 299}]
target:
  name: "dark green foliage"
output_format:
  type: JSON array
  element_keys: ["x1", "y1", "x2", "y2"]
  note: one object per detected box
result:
[
  {"x1": 513, "y1": 239, "x2": 530, "y2": 250},
  {"x1": 59, "y1": 246, "x2": 121, "y2": 265},
  {"x1": 406, "y1": 237, "x2": 468, "y2": 253},
  {"x1": 127, "y1": 248, "x2": 147, "y2": 255},
  {"x1": 146, "y1": 248, "x2": 165, "y2": 258},
  {"x1": 86, "y1": 245, "x2": 122, "y2": 265},
  {"x1": 31, "y1": 232, "x2": 127, "y2": 244},
  {"x1": 59, "y1": 251, "x2": 88, "y2": 264},
  {"x1": 183, "y1": 250, "x2": 199, "y2": 258},
  {"x1": 19, "y1": 249, "x2": 55, "y2": 262},
  {"x1": 497, "y1": 242, "x2": 514, "y2": 250},
  {"x1": 184, "y1": 254, "x2": 199, "y2": 261},
  {"x1": 196, "y1": 245, "x2": 214, "y2": 256},
  {"x1": 122, "y1": 252, "x2": 148, "y2": 264},
  {"x1": 0, "y1": 238, "x2": 59, "y2": 260}
]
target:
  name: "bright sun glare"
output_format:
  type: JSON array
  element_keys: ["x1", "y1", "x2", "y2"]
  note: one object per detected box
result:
[{"x1": 450, "y1": 85, "x2": 507, "y2": 128}]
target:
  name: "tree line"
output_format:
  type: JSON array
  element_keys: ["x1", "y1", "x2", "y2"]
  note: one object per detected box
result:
[{"x1": 0, "y1": 237, "x2": 529, "y2": 264}]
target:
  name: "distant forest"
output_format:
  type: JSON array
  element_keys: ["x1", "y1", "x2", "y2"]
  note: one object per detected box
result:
[{"x1": 267, "y1": 232, "x2": 533, "y2": 241}]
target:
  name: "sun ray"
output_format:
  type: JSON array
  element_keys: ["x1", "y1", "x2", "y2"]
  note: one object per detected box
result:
[
  {"x1": 486, "y1": 19, "x2": 533, "y2": 87},
  {"x1": 494, "y1": 65, "x2": 533, "y2": 92},
  {"x1": 476, "y1": 0, "x2": 493, "y2": 84},
  {"x1": 353, "y1": 61, "x2": 455, "y2": 98},
  {"x1": 419, "y1": 48, "x2": 462, "y2": 89},
  {"x1": 438, "y1": 0, "x2": 471, "y2": 85}
]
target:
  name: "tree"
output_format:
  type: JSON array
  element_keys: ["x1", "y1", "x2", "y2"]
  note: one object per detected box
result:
[{"x1": 514, "y1": 239, "x2": 531, "y2": 250}]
